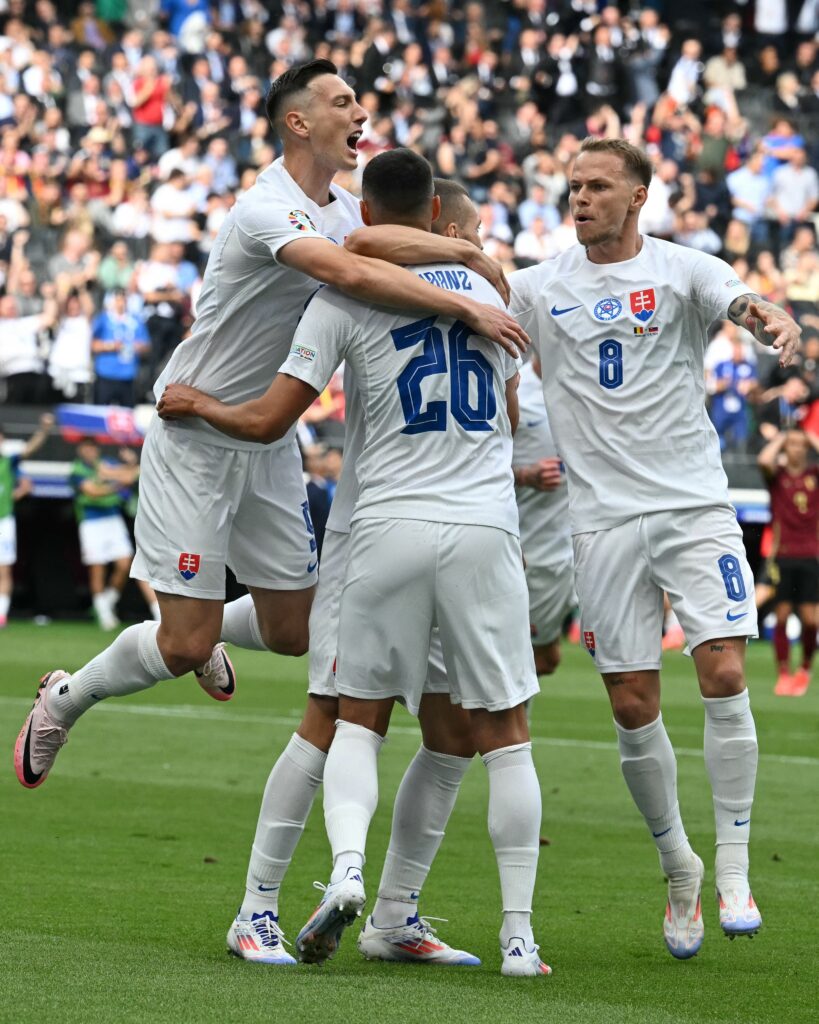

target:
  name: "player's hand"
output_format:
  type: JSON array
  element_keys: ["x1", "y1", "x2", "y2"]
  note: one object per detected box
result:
[
  {"x1": 462, "y1": 302, "x2": 529, "y2": 357},
  {"x1": 38, "y1": 412, "x2": 55, "y2": 429},
  {"x1": 747, "y1": 301, "x2": 802, "y2": 367},
  {"x1": 464, "y1": 248, "x2": 511, "y2": 305},
  {"x1": 117, "y1": 447, "x2": 138, "y2": 465},
  {"x1": 157, "y1": 384, "x2": 205, "y2": 419},
  {"x1": 520, "y1": 458, "x2": 563, "y2": 491}
]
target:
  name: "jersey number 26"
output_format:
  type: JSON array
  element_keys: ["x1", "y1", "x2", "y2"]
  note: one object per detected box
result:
[{"x1": 392, "y1": 316, "x2": 497, "y2": 434}]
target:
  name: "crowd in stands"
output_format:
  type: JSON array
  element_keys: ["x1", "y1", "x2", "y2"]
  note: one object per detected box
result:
[{"x1": 0, "y1": 0, "x2": 816, "y2": 456}]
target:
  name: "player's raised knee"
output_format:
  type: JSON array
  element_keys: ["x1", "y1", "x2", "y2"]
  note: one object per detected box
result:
[
  {"x1": 159, "y1": 635, "x2": 218, "y2": 677},
  {"x1": 259, "y1": 621, "x2": 310, "y2": 657},
  {"x1": 534, "y1": 644, "x2": 561, "y2": 676}
]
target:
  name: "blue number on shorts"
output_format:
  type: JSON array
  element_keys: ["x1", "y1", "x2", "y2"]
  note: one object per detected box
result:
[
  {"x1": 301, "y1": 500, "x2": 317, "y2": 553},
  {"x1": 392, "y1": 317, "x2": 496, "y2": 433},
  {"x1": 718, "y1": 553, "x2": 746, "y2": 602},
  {"x1": 599, "y1": 339, "x2": 623, "y2": 390},
  {"x1": 448, "y1": 320, "x2": 496, "y2": 432},
  {"x1": 392, "y1": 317, "x2": 448, "y2": 433}
]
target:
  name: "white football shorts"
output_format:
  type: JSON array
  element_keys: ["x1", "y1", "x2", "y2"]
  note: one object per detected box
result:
[
  {"x1": 0, "y1": 514, "x2": 16, "y2": 566},
  {"x1": 308, "y1": 527, "x2": 450, "y2": 699},
  {"x1": 131, "y1": 421, "x2": 317, "y2": 599},
  {"x1": 78, "y1": 513, "x2": 134, "y2": 566},
  {"x1": 526, "y1": 559, "x2": 575, "y2": 647},
  {"x1": 335, "y1": 517, "x2": 540, "y2": 716},
  {"x1": 572, "y1": 505, "x2": 757, "y2": 673}
]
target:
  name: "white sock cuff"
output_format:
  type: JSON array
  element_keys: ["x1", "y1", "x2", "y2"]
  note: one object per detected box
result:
[
  {"x1": 138, "y1": 620, "x2": 172, "y2": 679},
  {"x1": 419, "y1": 744, "x2": 473, "y2": 779},
  {"x1": 481, "y1": 741, "x2": 532, "y2": 771},
  {"x1": 702, "y1": 689, "x2": 750, "y2": 719},
  {"x1": 614, "y1": 713, "x2": 663, "y2": 744},
  {"x1": 285, "y1": 733, "x2": 327, "y2": 782},
  {"x1": 335, "y1": 719, "x2": 385, "y2": 752}
]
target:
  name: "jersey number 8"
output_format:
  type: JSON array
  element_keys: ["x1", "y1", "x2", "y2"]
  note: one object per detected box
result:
[
  {"x1": 392, "y1": 316, "x2": 497, "y2": 434},
  {"x1": 599, "y1": 339, "x2": 623, "y2": 390}
]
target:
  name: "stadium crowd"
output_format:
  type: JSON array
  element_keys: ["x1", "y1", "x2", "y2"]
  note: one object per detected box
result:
[{"x1": 0, "y1": 0, "x2": 816, "y2": 452}]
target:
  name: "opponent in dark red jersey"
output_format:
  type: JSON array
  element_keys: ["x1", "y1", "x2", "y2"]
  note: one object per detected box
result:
[{"x1": 758, "y1": 428, "x2": 819, "y2": 696}]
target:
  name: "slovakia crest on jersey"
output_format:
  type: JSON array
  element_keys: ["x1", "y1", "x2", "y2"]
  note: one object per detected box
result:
[
  {"x1": 583, "y1": 631, "x2": 596, "y2": 657},
  {"x1": 629, "y1": 288, "x2": 656, "y2": 323},
  {"x1": 178, "y1": 552, "x2": 201, "y2": 580},
  {"x1": 594, "y1": 297, "x2": 622, "y2": 322}
]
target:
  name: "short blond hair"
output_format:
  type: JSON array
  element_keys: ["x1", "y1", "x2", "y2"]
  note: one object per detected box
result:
[{"x1": 578, "y1": 137, "x2": 653, "y2": 187}]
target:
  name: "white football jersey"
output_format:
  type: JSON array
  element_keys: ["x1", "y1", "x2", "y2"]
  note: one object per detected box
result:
[
  {"x1": 510, "y1": 237, "x2": 752, "y2": 534},
  {"x1": 513, "y1": 361, "x2": 573, "y2": 568},
  {"x1": 155, "y1": 157, "x2": 362, "y2": 450},
  {"x1": 279, "y1": 264, "x2": 520, "y2": 534},
  {"x1": 325, "y1": 363, "x2": 362, "y2": 535}
]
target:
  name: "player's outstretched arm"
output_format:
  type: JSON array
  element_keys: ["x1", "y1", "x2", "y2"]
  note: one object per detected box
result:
[
  {"x1": 278, "y1": 236, "x2": 528, "y2": 357},
  {"x1": 157, "y1": 376, "x2": 319, "y2": 446},
  {"x1": 345, "y1": 226, "x2": 511, "y2": 304},
  {"x1": 727, "y1": 293, "x2": 802, "y2": 367},
  {"x1": 21, "y1": 412, "x2": 54, "y2": 459}
]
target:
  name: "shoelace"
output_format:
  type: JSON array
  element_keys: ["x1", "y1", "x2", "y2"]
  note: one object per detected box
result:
[
  {"x1": 249, "y1": 915, "x2": 291, "y2": 949},
  {"x1": 403, "y1": 915, "x2": 447, "y2": 945}
]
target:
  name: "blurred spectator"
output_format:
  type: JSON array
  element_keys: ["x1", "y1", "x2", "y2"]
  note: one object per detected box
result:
[
  {"x1": 0, "y1": 292, "x2": 57, "y2": 403},
  {"x1": 97, "y1": 240, "x2": 135, "y2": 293},
  {"x1": 770, "y1": 148, "x2": 819, "y2": 245},
  {"x1": 135, "y1": 242, "x2": 186, "y2": 380},
  {"x1": 514, "y1": 216, "x2": 557, "y2": 265},
  {"x1": 91, "y1": 288, "x2": 150, "y2": 407},
  {"x1": 707, "y1": 329, "x2": 758, "y2": 451},
  {"x1": 48, "y1": 287, "x2": 94, "y2": 401},
  {"x1": 727, "y1": 149, "x2": 772, "y2": 246}
]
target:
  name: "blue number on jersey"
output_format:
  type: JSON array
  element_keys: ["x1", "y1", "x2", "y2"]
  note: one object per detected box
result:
[
  {"x1": 392, "y1": 317, "x2": 448, "y2": 433},
  {"x1": 599, "y1": 339, "x2": 623, "y2": 390},
  {"x1": 718, "y1": 553, "x2": 746, "y2": 602},
  {"x1": 392, "y1": 317, "x2": 497, "y2": 434}
]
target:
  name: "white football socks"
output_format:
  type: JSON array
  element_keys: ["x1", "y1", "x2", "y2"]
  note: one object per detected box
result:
[
  {"x1": 702, "y1": 690, "x2": 758, "y2": 888},
  {"x1": 0, "y1": 593, "x2": 11, "y2": 619},
  {"x1": 221, "y1": 593, "x2": 268, "y2": 651},
  {"x1": 372, "y1": 745, "x2": 472, "y2": 928},
  {"x1": 483, "y1": 742, "x2": 541, "y2": 947},
  {"x1": 239, "y1": 733, "x2": 327, "y2": 920},
  {"x1": 47, "y1": 621, "x2": 172, "y2": 726},
  {"x1": 324, "y1": 720, "x2": 384, "y2": 885},
  {"x1": 615, "y1": 714, "x2": 697, "y2": 879}
]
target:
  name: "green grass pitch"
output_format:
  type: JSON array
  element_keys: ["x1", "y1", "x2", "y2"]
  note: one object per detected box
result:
[{"x1": 1, "y1": 622, "x2": 816, "y2": 1024}]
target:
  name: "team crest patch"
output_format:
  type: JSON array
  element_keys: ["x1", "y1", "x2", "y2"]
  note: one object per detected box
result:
[
  {"x1": 724, "y1": 277, "x2": 741, "y2": 288},
  {"x1": 288, "y1": 209, "x2": 317, "y2": 233},
  {"x1": 594, "y1": 297, "x2": 622, "y2": 322},
  {"x1": 629, "y1": 288, "x2": 656, "y2": 322},
  {"x1": 583, "y1": 630, "x2": 596, "y2": 657},
  {"x1": 178, "y1": 553, "x2": 201, "y2": 580},
  {"x1": 290, "y1": 341, "x2": 317, "y2": 362}
]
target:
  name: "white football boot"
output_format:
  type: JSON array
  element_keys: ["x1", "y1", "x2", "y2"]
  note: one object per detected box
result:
[
  {"x1": 500, "y1": 936, "x2": 553, "y2": 977},
  {"x1": 717, "y1": 884, "x2": 762, "y2": 938},
  {"x1": 357, "y1": 913, "x2": 480, "y2": 965},
  {"x1": 663, "y1": 854, "x2": 705, "y2": 960},
  {"x1": 296, "y1": 867, "x2": 366, "y2": 964},
  {"x1": 194, "y1": 643, "x2": 236, "y2": 701},
  {"x1": 14, "y1": 671, "x2": 71, "y2": 788}
]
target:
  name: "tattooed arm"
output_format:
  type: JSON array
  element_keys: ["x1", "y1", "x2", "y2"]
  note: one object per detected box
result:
[{"x1": 727, "y1": 292, "x2": 801, "y2": 367}]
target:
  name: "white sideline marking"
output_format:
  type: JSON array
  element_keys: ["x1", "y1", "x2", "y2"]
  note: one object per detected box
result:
[{"x1": 2, "y1": 696, "x2": 817, "y2": 767}]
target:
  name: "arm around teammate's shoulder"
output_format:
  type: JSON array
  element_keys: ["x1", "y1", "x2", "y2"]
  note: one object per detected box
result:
[{"x1": 278, "y1": 235, "x2": 529, "y2": 358}]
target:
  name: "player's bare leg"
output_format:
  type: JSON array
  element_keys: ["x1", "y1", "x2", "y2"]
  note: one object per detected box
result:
[
  {"x1": 533, "y1": 639, "x2": 561, "y2": 676},
  {"x1": 692, "y1": 638, "x2": 761, "y2": 938},
  {"x1": 603, "y1": 669, "x2": 704, "y2": 960},
  {"x1": 0, "y1": 563, "x2": 12, "y2": 626},
  {"x1": 136, "y1": 578, "x2": 161, "y2": 621},
  {"x1": 791, "y1": 602, "x2": 816, "y2": 696},
  {"x1": 360, "y1": 694, "x2": 481, "y2": 966},
  {"x1": 15, "y1": 593, "x2": 222, "y2": 788},
  {"x1": 772, "y1": 599, "x2": 795, "y2": 694},
  {"x1": 466, "y1": 703, "x2": 550, "y2": 977}
]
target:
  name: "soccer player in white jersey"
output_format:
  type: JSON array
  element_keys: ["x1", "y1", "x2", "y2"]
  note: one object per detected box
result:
[
  {"x1": 512, "y1": 355, "x2": 574, "y2": 676},
  {"x1": 509, "y1": 137, "x2": 801, "y2": 959},
  {"x1": 159, "y1": 149, "x2": 550, "y2": 978},
  {"x1": 14, "y1": 61, "x2": 527, "y2": 795}
]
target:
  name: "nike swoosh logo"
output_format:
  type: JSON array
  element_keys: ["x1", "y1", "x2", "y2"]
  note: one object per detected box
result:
[
  {"x1": 726, "y1": 611, "x2": 748, "y2": 621},
  {"x1": 307, "y1": 561, "x2": 318, "y2": 573},
  {"x1": 525, "y1": 419, "x2": 543, "y2": 428},
  {"x1": 652, "y1": 827, "x2": 672, "y2": 838},
  {"x1": 258, "y1": 884, "x2": 279, "y2": 892},
  {"x1": 734, "y1": 818, "x2": 750, "y2": 827},
  {"x1": 22, "y1": 721, "x2": 43, "y2": 786},
  {"x1": 551, "y1": 304, "x2": 582, "y2": 316}
]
